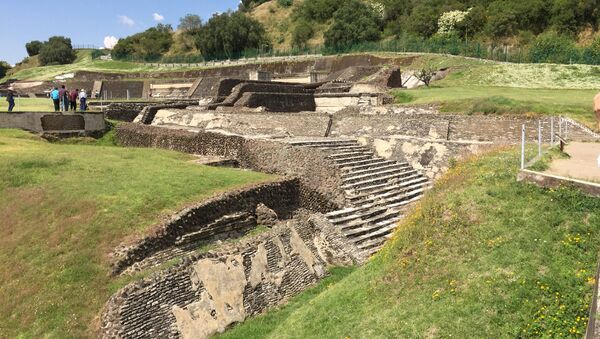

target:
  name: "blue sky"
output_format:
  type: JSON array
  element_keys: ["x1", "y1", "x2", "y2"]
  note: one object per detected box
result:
[{"x1": 0, "y1": 0, "x2": 240, "y2": 65}]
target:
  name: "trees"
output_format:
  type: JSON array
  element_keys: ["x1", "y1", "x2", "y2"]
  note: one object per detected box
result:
[
  {"x1": 113, "y1": 24, "x2": 174, "y2": 61},
  {"x1": 324, "y1": 0, "x2": 382, "y2": 49},
  {"x1": 25, "y1": 41, "x2": 44, "y2": 57},
  {"x1": 38, "y1": 36, "x2": 76, "y2": 66},
  {"x1": 291, "y1": 20, "x2": 314, "y2": 48},
  {"x1": 192, "y1": 11, "x2": 268, "y2": 60},
  {"x1": 0, "y1": 61, "x2": 11, "y2": 78},
  {"x1": 179, "y1": 14, "x2": 202, "y2": 31}
]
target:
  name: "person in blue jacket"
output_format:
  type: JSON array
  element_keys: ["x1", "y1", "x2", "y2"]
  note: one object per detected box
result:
[
  {"x1": 50, "y1": 87, "x2": 60, "y2": 112},
  {"x1": 6, "y1": 90, "x2": 15, "y2": 112}
]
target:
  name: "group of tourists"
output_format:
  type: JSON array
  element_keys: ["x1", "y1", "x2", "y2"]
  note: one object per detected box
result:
[{"x1": 49, "y1": 86, "x2": 87, "y2": 112}]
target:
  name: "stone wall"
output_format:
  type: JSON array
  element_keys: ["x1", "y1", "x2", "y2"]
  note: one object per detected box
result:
[
  {"x1": 115, "y1": 123, "x2": 346, "y2": 210},
  {"x1": 101, "y1": 213, "x2": 361, "y2": 339},
  {"x1": 110, "y1": 178, "x2": 302, "y2": 275},
  {"x1": 101, "y1": 81, "x2": 145, "y2": 99},
  {"x1": 216, "y1": 82, "x2": 311, "y2": 108},
  {"x1": 234, "y1": 92, "x2": 316, "y2": 112},
  {"x1": 0, "y1": 112, "x2": 106, "y2": 134},
  {"x1": 103, "y1": 101, "x2": 198, "y2": 122}
]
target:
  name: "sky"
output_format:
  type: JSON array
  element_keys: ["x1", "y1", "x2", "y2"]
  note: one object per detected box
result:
[{"x1": 0, "y1": 0, "x2": 240, "y2": 65}]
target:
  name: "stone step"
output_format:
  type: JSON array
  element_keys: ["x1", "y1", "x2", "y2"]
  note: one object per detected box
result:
[
  {"x1": 342, "y1": 163, "x2": 410, "y2": 179},
  {"x1": 325, "y1": 207, "x2": 359, "y2": 219},
  {"x1": 289, "y1": 140, "x2": 357, "y2": 148},
  {"x1": 332, "y1": 154, "x2": 374, "y2": 165},
  {"x1": 339, "y1": 158, "x2": 390, "y2": 169},
  {"x1": 343, "y1": 166, "x2": 415, "y2": 185},
  {"x1": 349, "y1": 177, "x2": 429, "y2": 200},
  {"x1": 352, "y1": 219, "x2": 401, "y2": 245},
  {"x1": 353, "y1": 183, "x2": 427, "y2": 207},
  {"x1": 340, "y1": 208, "x2": 401, "y2": 232},
  {"x1": 328, "y1": 212, "x2": 363, "y2": 226},
  {"x1": 357, "y1": 237, "x2": 386, "y2": 254},
  {"x1": 328, "y1": 151, "x2": 374, "y2": 160},
  {"x1": 348, "y1": 174, "x2": 426, "y2": 194},
  {"x1": 316, "y1": 145, "x2": 369, "y2": 153},
  {"x1": 351, "y1": 186, "x2": 426, "y2": 214},
  {"x1": 342, "y1": 159, "x2": 401, "y2": 172},
  {"x1": 342, "y1": 170, "x2": 420, "y2": 190},
  {"x1": 344, "y1": 212, "x2": 402, "y2": 239}
]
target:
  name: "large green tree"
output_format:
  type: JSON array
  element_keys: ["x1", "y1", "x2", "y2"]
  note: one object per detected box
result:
[
  {"x1": 324, "y1": 0, "x2": 382, "y2": 49},
  {"x1": 113, "y1": 24, "x2": 174, "y2": 61},
  {"x1": 192, "y1": 11, "x2": 268, "y2": 60},
  {"x1": 38, "y1": 36, "x2": 76, "y2": 66}
]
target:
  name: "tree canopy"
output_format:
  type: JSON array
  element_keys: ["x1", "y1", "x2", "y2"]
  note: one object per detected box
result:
[
  {"x1": 112, "y1": 24, "x2": 174, "y2": 61},
  {"x1": 38, "y1": 36, "x2": 76, "y2": 66}
]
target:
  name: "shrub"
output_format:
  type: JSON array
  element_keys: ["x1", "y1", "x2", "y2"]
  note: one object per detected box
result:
[
  {"x1": 38, "y1": 36, "x2": 76, "y2": 66},
  {"x1": 291, "y1": 20, "x2": 314, "y2": 48},
  {"x1": 192, "y1": 11, "x2": 268, "y2": 60},
  {"x1": 0, "y1": 61, "x2": 11, "y2": 78},
  {"x1": 277, "y1": 0, "x2": 293, "y2": 8},
  {"x1": 528, "y1": 32, "x2": 579, "y2": 64},
  {"x1": 324, "y1": 0, "x2": 382, "y2": 50},
  {"x1": 25, "y1": 41, "x2": 43, "y2": 57},
  {"x1": 113, "y1": 24, "x2": 174, "y2": 61},
  {"x1": 582, "y1": 37, "x2": 600, "y2": 65}
]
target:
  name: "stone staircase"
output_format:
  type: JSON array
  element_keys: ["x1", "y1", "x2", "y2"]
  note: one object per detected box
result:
[{"x1": 289, "y1": 139, "x2": 429, "y2": 256}]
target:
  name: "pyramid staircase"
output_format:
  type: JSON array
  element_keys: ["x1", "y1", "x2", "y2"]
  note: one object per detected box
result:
[{"x1": 289, "y1": 139, "x2": 429, "y2": 256}]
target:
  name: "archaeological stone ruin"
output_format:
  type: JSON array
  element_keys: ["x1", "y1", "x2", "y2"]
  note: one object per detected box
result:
[{"x1": 4, "y1": 54, "x2": 599, "y2": 338}]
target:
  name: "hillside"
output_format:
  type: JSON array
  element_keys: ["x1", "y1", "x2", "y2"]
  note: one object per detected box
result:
[
  {"x1": 220, "y1": 148, "x2": 600, "y2": 338},
  {"x1": 0, "y1": 129, "x2": 274, "y2": 337}
]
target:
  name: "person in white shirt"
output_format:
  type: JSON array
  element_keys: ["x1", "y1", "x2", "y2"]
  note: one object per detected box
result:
[{"x1": 79, "y1": 89, "x2": 87, "y2": 111}]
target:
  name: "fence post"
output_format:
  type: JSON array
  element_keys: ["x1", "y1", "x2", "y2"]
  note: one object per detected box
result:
[
  {"x1": 551, "y1": 117, "x2": 555, "y2": 146},
  {"x1": 538, "y1": 120, "x2": 542, "y2": 158},
  {"x1": 565, "y1": 119, "x2": 568, "y2": 140},
  {"x1": 521, "y1": 124, "x2": 526, "y2": 170},
  {"x1": 127, "y1": 89, "x2": 130, "y2": 101}
]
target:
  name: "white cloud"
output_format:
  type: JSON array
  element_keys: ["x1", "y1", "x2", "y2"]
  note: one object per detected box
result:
[
  {"x1": 103, "y1": 36, "x2": 119, "y2": 49},
  {"x1": 118, "y1": 15, "x2": 135, "y2": 27},
  {"x1": 153, "y1": 13, "x2": 165, "y2": 22}
]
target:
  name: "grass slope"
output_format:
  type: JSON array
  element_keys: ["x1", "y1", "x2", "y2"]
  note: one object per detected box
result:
[
  {"x1": 3, "y1": 50, "x2": 209, "y2": 82},
  {"x1": 0, "y1": 129, "x2": 274, "y2": 338},
  {"x1": 221, "y1": 148, "x2": 600, "y2": 338}
]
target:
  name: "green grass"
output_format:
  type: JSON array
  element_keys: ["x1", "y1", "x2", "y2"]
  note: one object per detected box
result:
[
  {"x1": 0, "y1": 98, "x2": 82, "y2": 112},
  {"x1": 392, "y1": 86, "x2": 598, "y2": 128},
  {"x1": 220, "y1": 148, "x2": 600, "y2": 338},
  {"x1": 0, "y1": 129, "x2": 275, "y2": 338}
]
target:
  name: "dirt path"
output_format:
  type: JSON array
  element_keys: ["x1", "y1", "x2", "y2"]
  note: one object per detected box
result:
[{"x1": 547, "y1": 142, "x2": 600, "y2": 183}]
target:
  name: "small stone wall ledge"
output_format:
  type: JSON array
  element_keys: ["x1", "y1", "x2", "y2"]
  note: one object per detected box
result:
[{"x1": 517, "y1": 169, "x2": 600, "y2": 198}]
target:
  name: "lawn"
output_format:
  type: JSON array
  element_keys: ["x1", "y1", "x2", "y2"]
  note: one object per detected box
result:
[
  {"x1": 393, "y1": 86, "x2": 598, "y2": 128},
  {"x1": 0, "y1": 129, "x2": 274, "y2": 338},
  {"x1": 0, "y1": 97, "x2": 71, "y2": 112},
  {"x1": 220, "y1": 148, "x2": 600, "y2": 338}
]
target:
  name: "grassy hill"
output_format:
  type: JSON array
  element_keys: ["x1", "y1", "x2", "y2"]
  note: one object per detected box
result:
[
  {"x1": 220, "y1": 148, "x2": 600, "y2": 338},
  {"x1": 0, "y1": 129, "x2": 274, "y2": 337},
  {"x1": 2, "y1": 50, "x2": 207, "y2": 82}
]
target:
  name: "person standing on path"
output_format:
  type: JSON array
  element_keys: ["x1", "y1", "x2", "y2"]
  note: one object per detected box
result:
[
  {"x1": 69, "y1": 88, "x2": 78, "y2": 111},
  {"x1": 595, "y1": 92, "x2": 600, "y2": 131},
  {"x1": 79, "y1": 89, "x2": 87, "y2": 111},
  {"x1": 50, "y1": 87, "x2": 60, "y2": 112},
  {"x1": 6, "y1": 90, "x2": 15, "y2": 112},
  {"x1": 59, "y1": 85, "x2": 67, "y2": 112}
]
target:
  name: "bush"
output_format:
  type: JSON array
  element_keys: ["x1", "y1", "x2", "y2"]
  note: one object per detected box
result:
[
  {"x1": 291, "y1": 20, "x2": 314, "y2": 48},
  {"x1": 582, "y1": 37, "x2": 600, "y2": 65},
  {"x1": 528, "y1": 32, "x2": 579, "y2": 64},
  {"x1": 38, "y1": 36, "x2": 76, "y2": 66},
  {"x1": 277, "y1": 0, "x2": 293, "y2": 7},
  {"x1": 324, "y1": 0, "x2": 382, "y2": 50},
  {"x1": 0, "y1": 61, "x2": 11, "y2": 78},
  {"x1": 192, "y1": 11, "x2": 268, "y2": 60},
  {"x1": 113, "y1": 24, "x2": 174, "y2": 61},
  {"x1": 25, "y1": 41, "x2": 43, "y2": 57}
]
